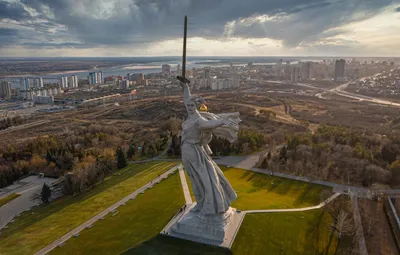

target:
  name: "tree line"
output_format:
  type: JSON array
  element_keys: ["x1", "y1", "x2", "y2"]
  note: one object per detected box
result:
[{"x1": 259, "y1": 125, "x2": 400, "y2": 187}]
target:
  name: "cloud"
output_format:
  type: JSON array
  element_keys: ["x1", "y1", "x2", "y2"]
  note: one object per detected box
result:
[
  {"x1": 0, "y1": 27, "x2": 20, "y2": 45},
  {"x1": 0, "y1": 1, "x2": 31, "y2": 21},
  {"x1": 0, "y1": 0, "x2": 399, "y2": 56},
  {"x1": 222, "y1": 0, "x2": 395, "y2": 46},
  {"x1": 395, "y1": 6, "x2": 400, "y2": 12}
]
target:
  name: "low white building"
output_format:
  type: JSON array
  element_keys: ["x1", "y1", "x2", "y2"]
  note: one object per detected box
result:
[{"x1": 32, "y1": 95, "x2": 54, "y2": 104}]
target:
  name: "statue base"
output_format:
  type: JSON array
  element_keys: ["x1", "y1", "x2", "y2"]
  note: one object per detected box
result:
[{"x1": 161, "y1": 203, "x2": 245, "y2": 248}]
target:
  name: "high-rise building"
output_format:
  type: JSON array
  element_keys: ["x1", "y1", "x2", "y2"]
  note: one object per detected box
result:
[
  {"x1": 284, "y1": 61, "x2": 291, "y2": 80},
  {"x1": 89, "y1": 72, "x2": 97, "y2": 85},
  {"x1": 59, "y1": 76, "x2": 69, "y2": 88},
  {"x1": 70, "y1": 75, "x2": 78, "y2": 88},
  {"x1": 204, "y1": 68, "x2": 211, "y2": 79},
  {"x1": 177, "y1": 64, "x2": 181, "y2": 74},
  {"x1": 291, "y1": 66, "x2": 300, "y2": 83},
  {"x1": 276, "y1": 59, "x2": 283, "y2": 77},
  {"x1": 277, "y1": 59, "x2": 283, "y2": 67},
  {"x1": 74, "y1": 75, "x2": 79, "y2": 87},
  {"x1": 162, "y1": 65, "x2": 171, "y2": 76},
  {"x1": 334, "y1": 59, "x2": 346, "y2": 82},
  {"x1": 0, "y1": 81, "x2": 12, "y2": 99},
  {"x1": 20, "y1": 78, "x2": 29, "y2": 90},
  {"x1": 301, "y1": 62, "x2": 313, "y2": 80},
  {"x1": 37, "y1": 78, "x2": 44, "y2": 88},
  {"x1": 121, "y1": 79, "x2": 130, "y2": 89},
  {"x1": 139, "y1": 73, "x2": 145, "y2": 80},
  {"x1": 97, "y1": 71, "x2": 103, "y2": 84}
]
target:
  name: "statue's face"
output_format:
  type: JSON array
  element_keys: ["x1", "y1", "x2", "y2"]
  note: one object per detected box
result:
[{"x1": 186, "y1": 101, "x2": 197, "y2": 115}]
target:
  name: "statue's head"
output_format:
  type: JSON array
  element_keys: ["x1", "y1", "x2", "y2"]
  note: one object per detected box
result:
[{"x1": 185, "y1": 95, "x2": 205, "y2": 116}]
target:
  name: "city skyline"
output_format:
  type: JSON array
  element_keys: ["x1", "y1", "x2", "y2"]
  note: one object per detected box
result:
[{"x1": 0, "y1": 0, "x2": 400, "y2": 57}]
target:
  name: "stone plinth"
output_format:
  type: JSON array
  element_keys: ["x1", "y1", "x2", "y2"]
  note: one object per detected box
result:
[{"x1": 162, "y1": 203, "x2": 245, "y2": 248}]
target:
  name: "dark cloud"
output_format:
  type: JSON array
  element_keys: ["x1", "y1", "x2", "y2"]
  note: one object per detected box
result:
[
  {"x1": 0, "y1": 28, "x2": 18, "y2": 36},
  {"x1": 224, "y1": 0, "x2": 395, "y2": 46},
  {"x1": 0, "y1": 28, "x2": 20, "y2": 45},
  {"x1": 0, "y1": 0, "x2": 398, "y2": 50},
  {"x1": 0, "y1": 1, "x2": 31, "y2": 21},
  {"x1": 395, "y1": 7, "x2": 400, "y2": 12}
]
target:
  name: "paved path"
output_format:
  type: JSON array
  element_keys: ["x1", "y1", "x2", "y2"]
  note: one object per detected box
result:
[
  {"x1": 33, "y1": 164, "x2": 181, "y2": 255},
  {"x1": 214, "y1": 153, "x2": 261, "y2": 170},
  {"x1": 352, "y1": 195, "x2": 369, "y2": 255},
  {"x1": 0, "y1": 176, "x2": 57, "y2": 230},
  {"x1": 246, "y1": 193, "x2": 340, "y2": 214},
  {"x1": 178, "y1": 166, "x2": 192, "y2": 204}
]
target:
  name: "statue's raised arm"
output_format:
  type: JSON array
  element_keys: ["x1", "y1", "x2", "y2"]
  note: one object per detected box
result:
[{"x1": 180, "y1": 81, "x2": 191, "y2": 106}]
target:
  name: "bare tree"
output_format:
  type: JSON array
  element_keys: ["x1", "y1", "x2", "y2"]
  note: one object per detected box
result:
[{"x1": 331, "y1": 210, "x2": 354, "y2": 240}]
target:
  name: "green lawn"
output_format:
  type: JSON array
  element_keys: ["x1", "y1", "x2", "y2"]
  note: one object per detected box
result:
[
  {"x1": 0, "y1": 161, "x2": 177, "y2": 255},
  {"x1": 232, "y1": 210, "x2": 338, "y2": 255},
  {"x1": 0, "y1": 193, "x2": 21, "y2": 207},
  {"x1": 185, "y1": 167, "x2": 331, "y2": 210},
  {"x1": 51, "y1": 172, "x2": 185, "y2": 255}
]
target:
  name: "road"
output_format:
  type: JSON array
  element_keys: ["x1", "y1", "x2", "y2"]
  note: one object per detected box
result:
[
  {"x1": 262, "y1": 79, "x2": 400, "y2": 108},
  {"x1": 0, "y1": 176, "x2": 56, "y2": 230},
  {"x1": 33, "y1": 164, "x2": 181, "y2": 255}
]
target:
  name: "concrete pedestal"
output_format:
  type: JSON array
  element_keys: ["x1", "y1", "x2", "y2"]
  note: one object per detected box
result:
[{"x1": 161, "y1": 203, "x2": 245, "y2": 248}]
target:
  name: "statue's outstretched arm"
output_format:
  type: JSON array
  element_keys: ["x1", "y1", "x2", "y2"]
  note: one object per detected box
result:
[{"x1": 197, "y1": 117, "x2": 237, "y2": 131}]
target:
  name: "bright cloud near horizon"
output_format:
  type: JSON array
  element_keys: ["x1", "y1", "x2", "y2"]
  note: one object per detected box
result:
[{"x1": 0, "y1": 0, "x2": 400, "y2": 57}]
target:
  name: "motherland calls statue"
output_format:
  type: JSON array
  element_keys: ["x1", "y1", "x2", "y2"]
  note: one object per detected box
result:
[
  {"x1": 179, "y1": 81, "x2": 240, "y2": 216},
  {"x1": 167, "y1": 16, "x2": 243, "y2": 245}
]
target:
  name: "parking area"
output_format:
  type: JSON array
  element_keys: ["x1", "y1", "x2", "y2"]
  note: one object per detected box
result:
[{"x1": 0, "y1": 175, "x2": 56, "y2": 230}]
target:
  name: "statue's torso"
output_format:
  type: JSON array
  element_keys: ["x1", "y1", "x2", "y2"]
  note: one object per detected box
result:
[{"x1": 182, "y1": 116, "x2": 202, "y2": 144}]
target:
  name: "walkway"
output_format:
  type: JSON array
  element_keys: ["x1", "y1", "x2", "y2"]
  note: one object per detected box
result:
[
  {"x1": 178, "y1": 166, "x2": 192, "y2": 204},
  {"x1": 33, "y1": 164, "x2": 181, "y2": 255},
  {"x1": 245, "y1": 193, "x2": 341, "y2": 214},
  {"x1": 352, "y1": 195, "x2": 369, "y2": 255}
]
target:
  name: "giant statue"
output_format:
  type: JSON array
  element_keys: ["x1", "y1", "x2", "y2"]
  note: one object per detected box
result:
[
  {"x1": 180, "y1": 82, "x2": 240, "y2": 216},
  {"x1": 168, "y1": 16, "x2": 242, "y2": 246}
]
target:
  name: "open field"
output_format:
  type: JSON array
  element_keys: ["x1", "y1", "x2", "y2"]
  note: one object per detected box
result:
[
  {"x1": 0, "y1": 193, "x2": 21, "y2": 207},
  {"x1": 287, "y1": 94, "x2": 399, "y2": 133},
  {"x1": 186, "y1": 167, "x2": 330, "y2": 211},
  {"x1": 51, "y1": 172, "x2": 184, "y2": 255},
  {"x1": 0, "y1": 162, "x2": 176, "y2": 255},
  {"x1": 232, "y1": 210, "x2": 338, "y2": 255}
]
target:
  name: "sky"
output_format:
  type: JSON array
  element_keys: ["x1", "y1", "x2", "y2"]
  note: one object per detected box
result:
[{"x1": 0, "y1": 0, "x2": 400, "y2": 57}]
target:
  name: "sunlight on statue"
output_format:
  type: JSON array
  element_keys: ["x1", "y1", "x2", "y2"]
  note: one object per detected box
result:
[{"x1": 180, "y1": 81, "x2": 241, "y2": 216}]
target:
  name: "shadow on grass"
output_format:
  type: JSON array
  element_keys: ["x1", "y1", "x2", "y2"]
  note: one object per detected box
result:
[
  {"x1": 293, "y1": 183, "x2": 326, "y2": 206},
  {"x1": 121, "y1": 235, "x2": 232, "y2": 255},
  {"x1": 0, "y1": 162, "x2": 173, "y2": 239}
]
